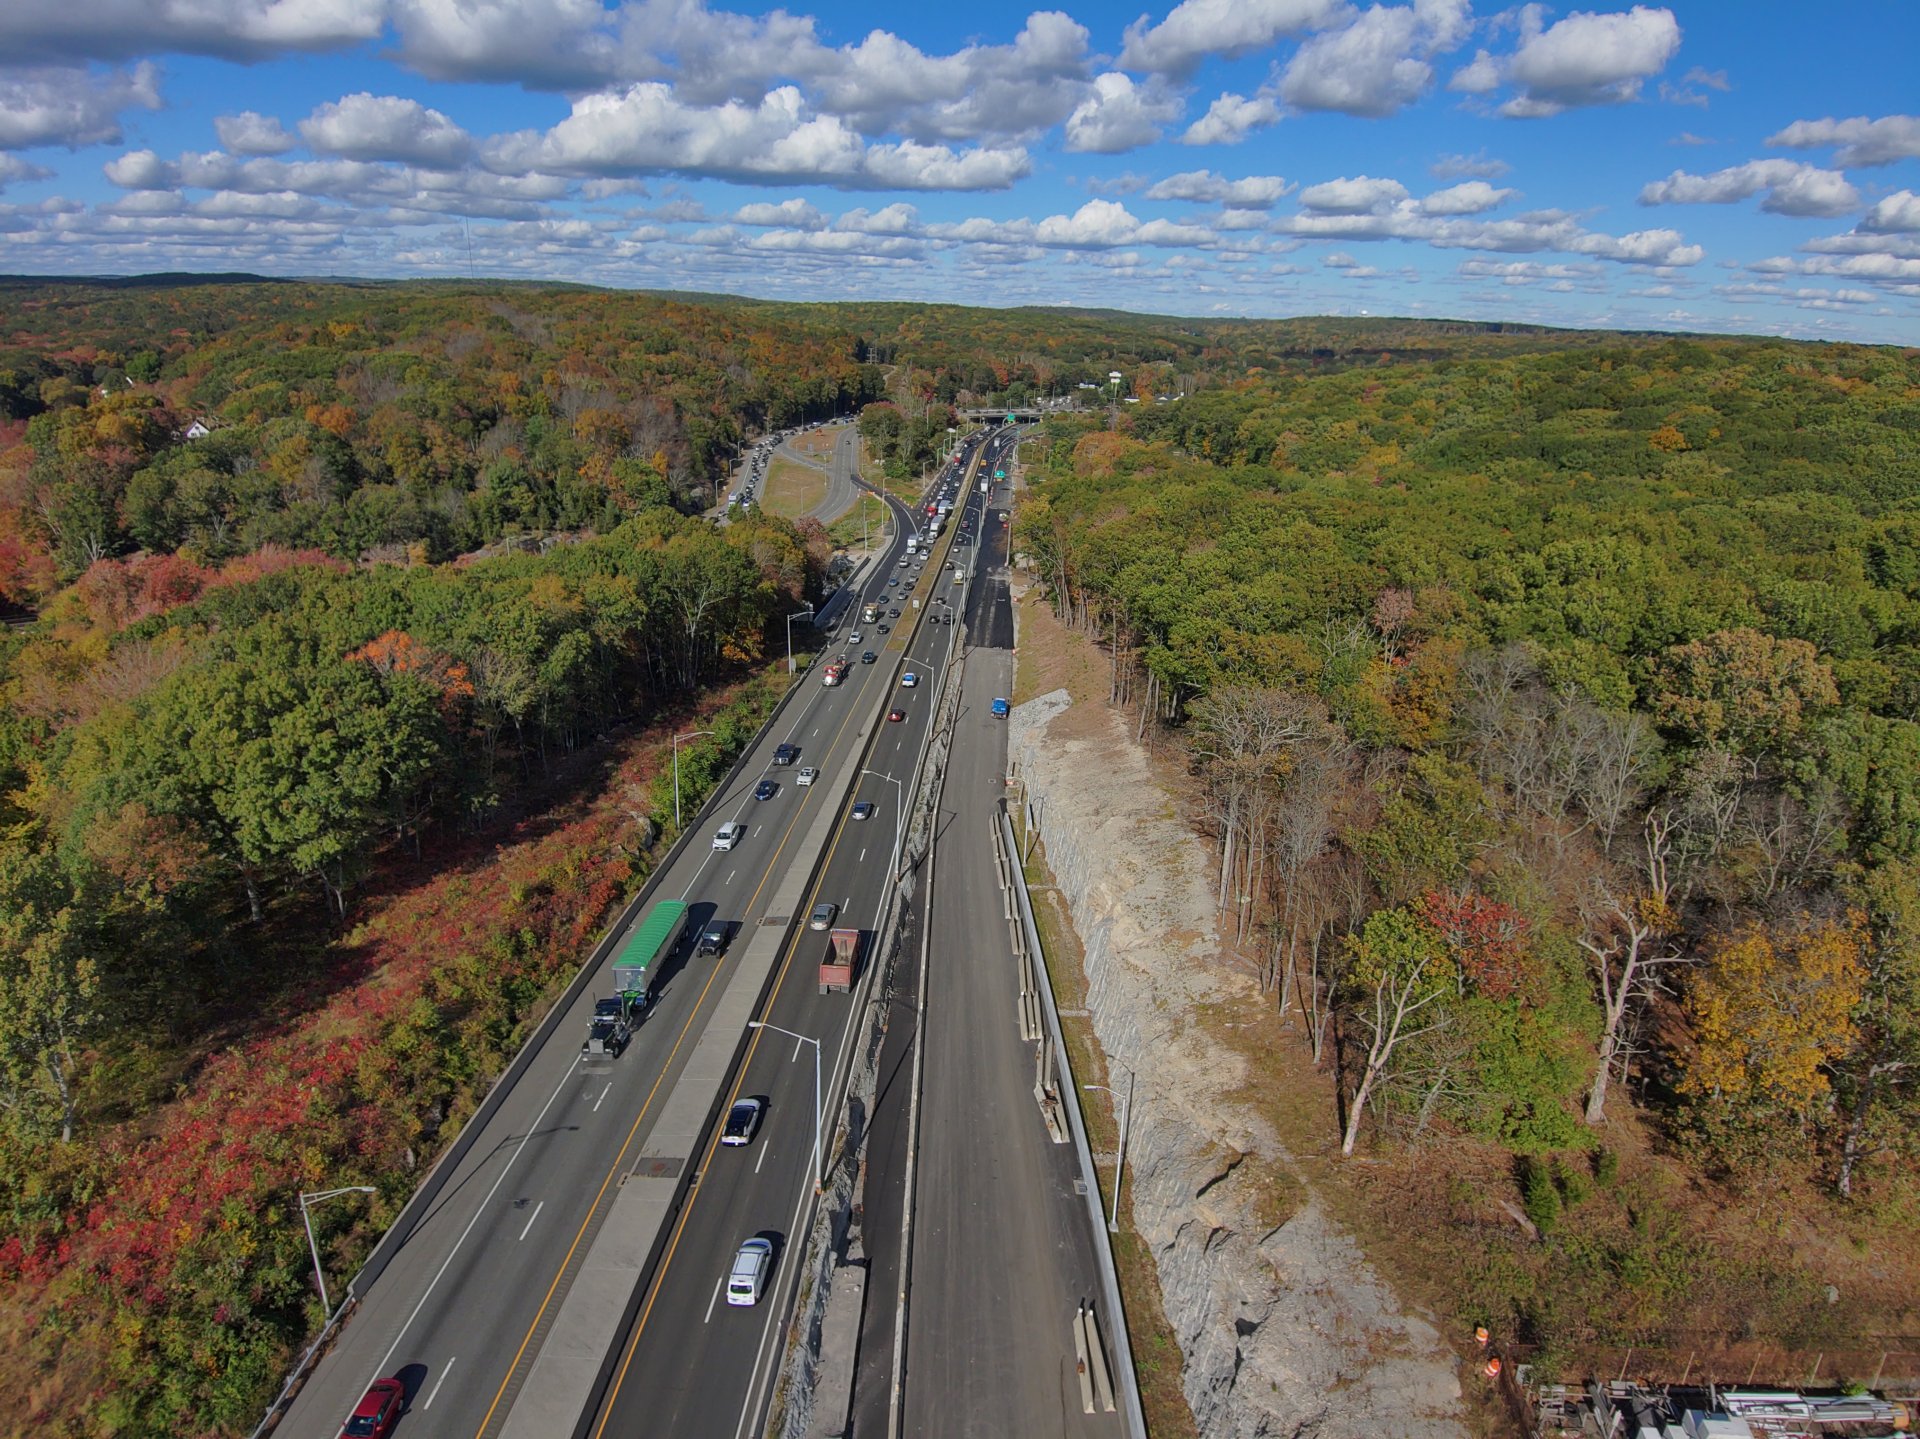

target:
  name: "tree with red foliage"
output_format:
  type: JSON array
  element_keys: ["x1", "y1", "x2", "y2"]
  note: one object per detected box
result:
[{"x1": 1419, "y1": 888, "x2": 1533, "y2": 1000}]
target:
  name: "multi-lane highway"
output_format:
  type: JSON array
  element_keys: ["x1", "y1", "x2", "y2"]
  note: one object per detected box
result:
[
  {"x1": 583, "y1": 470, "x2": 977, "y2": 1438},
  {"x1": 278, "y1": 438, "x2": 989, "y2": 1439}
]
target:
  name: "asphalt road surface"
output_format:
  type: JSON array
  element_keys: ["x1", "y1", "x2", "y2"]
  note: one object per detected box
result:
[
  {"x1": 275, "y1": 477, "x2": 953, "y2": 1439},
  {"x1": 584, "y1": 449, "x2": 992, "y2": 1439},
  {"x1": 807, "y1": 421, "x2": 866, "y2": 526},
  {"x1": 898, "y1": 437, "x2": 1114, "y2": 1438}
]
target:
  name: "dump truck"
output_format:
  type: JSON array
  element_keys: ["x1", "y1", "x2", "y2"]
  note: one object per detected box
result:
[
  {"x1": 612, "y1": 899, "x2": 689, "y2": 1015},
  {"x1": 818, "y1": 927, "x2": 861, "y2": 994}
]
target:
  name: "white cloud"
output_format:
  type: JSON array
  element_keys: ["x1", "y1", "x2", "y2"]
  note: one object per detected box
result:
[
  {"x1": 1280, "y1": 0, "x2": 1473, "y2": 118},
  {"x1": 214, "y1": 110, "x2": 296, "y2": 155},
  {"x1": 393, "y1": 0, "x2": 625, "y2": 88},
  {"x1": 1472, "y1": 5, "x2": 1682, "y2": 118},
  {"x1": 1571, "y1": 226, "x2": 1701, "y2": 265},
  {"x1": 301, "y1": 93, "x2": 475, "y2": 168},
  {"x1": 1145, "y1": 169, "x2": 1291, "y2": 208},
  {"x1": 863, "y1": 140, "x2": 1031, "y2": 189},
  {"x1": 0, "y1": 155, "x2": 54, "y2": 189},
  {"x1": 1063, "y1": 73, "x2": 1181, "y2": 153},
  {"x1": 0, "y1": 63, "x2": 161, "y2": 150},
  {"x1": 484, "y1": 83, "x2": 1024, "y2": 190},
  {"x1": 1639, "y1": 160, "x2": 1860, "y2": 218},
  {"x1": 104, "y1": 148, "x2": 175, "y2": 189},
  {"x1": 1458, "y1": 258, "x2": 1603, "y2": 285},
  {"x1": 1860, "y1": 191, "x2": 1920, "y2": 235},
  {"x1": 1766, "y1": 114, "x2": 1920, "y2": 167},
  {"x1": 731, "y1": 198, "x2": 827, "y2": 229},
  {"x1": 1448, "y1": 48, "x2": 1500, "y2": 94},
  {"x1": 1118, "y1": 0, "x2": 1347, "y2": 77},
  {"x1": 834, "y1": 202, "x2": 919, "y2": 234},
  {"x1": 0, "y1": 0, "x2": 387, "y2": 65},
  {"x1": 1430, "y1": 150, "x2": 1509, "y2": 179},
  {"x1": 1180, "y1": 92, "x2": 1282, "y2": 146},
  {"x1": 1299, "y1": 175, "x2": 1409, "y2": 213},
  {"x1": 1419, "y1": 180, "x2": 1514, "y2": 214}
]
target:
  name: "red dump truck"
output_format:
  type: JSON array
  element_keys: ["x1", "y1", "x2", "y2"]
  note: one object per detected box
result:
[{"x1": 818, "y1": 928, "x2": 861, "y2": 994}]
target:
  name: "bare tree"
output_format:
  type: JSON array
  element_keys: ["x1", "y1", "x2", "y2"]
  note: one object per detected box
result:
[
  {"x1": 1189, "y1": 686, "x2": 1320, "y2": 918},
  {"x1": 1577, "y1": 828, "x2": 1689, "y2": 1125},
  {"x1": 1342, "y1": 939, "x2": 1454, "y2": 1157},
  {"x1": 1268, "y1": 727, "x2": 1354, "y2": 1012}
]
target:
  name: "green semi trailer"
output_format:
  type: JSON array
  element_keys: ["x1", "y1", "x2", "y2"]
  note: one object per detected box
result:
[{"x1": 609, "y1": 899, "x2": 690, "y2": 1018}]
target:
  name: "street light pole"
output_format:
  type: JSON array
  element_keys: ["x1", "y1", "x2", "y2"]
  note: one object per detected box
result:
[
  {"x1": 748, "y1": 1020, "x2": 823, "y2": 1189},
  {"x1": 786, "y1": 604, "x2": 816, "y2": 675},
  {"x1": 1081, "y1": 1069, "x2": 1133, "y2": 1233},
  {"x1": 672, "y1": 729, "x2": 716, "y2": 829},
  {"x1": 860, "y1": 768, "x2": 905, "y2": 884},
  {"x1": 298, "y1": 1185, "x2": 375, "y2": 1315}
]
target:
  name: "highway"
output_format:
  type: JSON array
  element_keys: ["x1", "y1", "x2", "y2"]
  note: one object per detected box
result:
[
  {"x1": 901, "y1": 448, "x2": 1114, "y2": 1437},
  {"x1": 836, "y1": 430, "x2": 1114, "y2": 1438},
  {"x1": 276, "y1": 439, "x2": 985, "y2": 1439},
  {"x1": 584, "y1": 447, "x2": 991, "y2": 1439}
]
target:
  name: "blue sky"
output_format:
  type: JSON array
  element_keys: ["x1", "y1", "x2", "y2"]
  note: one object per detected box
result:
[{"x1": 1, "y1": 0, "x2": 1916, "y2": 342}]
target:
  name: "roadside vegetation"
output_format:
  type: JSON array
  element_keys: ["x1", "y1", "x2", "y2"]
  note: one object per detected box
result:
[{"x1": 1018, "y1": 335, "x2": 1920, "y2": 1373}]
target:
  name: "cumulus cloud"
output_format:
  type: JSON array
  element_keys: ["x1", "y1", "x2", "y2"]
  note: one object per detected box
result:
[
  {"x1": 1145, "y1": 169, "x2": 1291, "y2": 208},
  {"x1": 0, "y1": 155, "x2": 54, "y2": 190},
  {"x1": 0, "y1": 0, "x2": 387, "y2": 65},
  {"x1": 1180, "y1": 92, "x2": 1282, "y2": 146},
  {"x1": 1063, "y1": 73, "x2": 1182, "y2": 153},
  {"x1": 731, "y1": 198, "x2": 827, "y2": 228},
  {"x1": 301, "y1": 93, "x2": 475, "y2": 168},
  {"x1": 1276, "y1": 184, "x2": 1704, "y2": 267},
  {"x1": 1461, "y1": 5, "x2": 1682, "y2": 118},
  {"x1": 0, "y1": 63, "x2": 161, "y2": 150},
  {"x1": 1860, "y1": 190, "x2": 1920, "y2": 234},
  {"x1": 1118, "y1": 0, "x2": 1346, "y2": 77},
  {"x1": 1766, "y1": 114, "x2": 1920, "y2": 167},
  {"x1": 1756, "y1": 250, "x2": 1920, "y2": 296},
  {"x1": 214, "y1": 110, "x2": 296, "y2": 155},
  {"x1": 1419, "y1": 180, "x2": 1513, "y2": 214},
  {"x1": 1639, "y1": 159, "x2": 1860, "y2": 218},
  {"x1": 1458, "y1": 258, "x2": 1602, "y2": 285},
  {"x1": 1280, "y1": 0, "x2": 1474, "y2": 118},
  {"x1": 391, "y1": 0, "x2": 1094, "y2": 147},
  {"x1": 484, "y1": 83, "x2": 1027, "y2": 190},
  {"x1": 1299, "y1": 175, "x2": 1410, "y2": 213}
]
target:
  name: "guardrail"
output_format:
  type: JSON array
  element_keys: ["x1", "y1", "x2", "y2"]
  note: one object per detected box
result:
[{"x1": 1000, "y1": 806, "x2": 1149, "y2": 1439}]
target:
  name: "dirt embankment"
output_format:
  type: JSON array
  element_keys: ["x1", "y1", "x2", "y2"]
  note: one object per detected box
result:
[{"x1": 1009, "y1": 578, "x2": 1470, "y2": 1439}]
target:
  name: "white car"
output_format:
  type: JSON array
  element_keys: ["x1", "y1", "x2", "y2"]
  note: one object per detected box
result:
[
  {"x1": 849, "y1": 630, "x2": 864, "y2": 644},
  {"x1": 712, "y1": 822, "x2": 746, "y2": 851},
  {"x1": 900, "y1": 672, "x2": 919, "y2": 688},
  {"x1": 797, "y1": 766, "x2": 818, "y2": 786},
  {"x1": 727, "y1": 1237, "x2": 773, "y2": 1306}
]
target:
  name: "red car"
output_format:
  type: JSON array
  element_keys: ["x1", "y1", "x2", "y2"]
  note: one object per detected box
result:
[
  {"x1": 887, "y1": 708, "x2": 907, "y2": 722},
  {"x1": 341, "y1": 1377, "x2": 405, "y2": 1437}
]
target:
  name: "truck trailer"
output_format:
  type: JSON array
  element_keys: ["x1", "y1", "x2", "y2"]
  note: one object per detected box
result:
[
  {"x1": 611, "y1": 899, "x2": 689, "y2": 1014},
  {"x1": 818, "y1": 927, "x2": 861, "y2": 994}
]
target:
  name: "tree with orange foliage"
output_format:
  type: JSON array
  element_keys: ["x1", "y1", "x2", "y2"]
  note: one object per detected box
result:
[{"x1": 1681, "y1": 916, "x2": 1867, "y2": 1164}]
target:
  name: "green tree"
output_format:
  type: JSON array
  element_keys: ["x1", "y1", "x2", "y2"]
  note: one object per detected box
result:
[{"x1": 0, "y1": 827, "x2": 98, "y2": 1143}]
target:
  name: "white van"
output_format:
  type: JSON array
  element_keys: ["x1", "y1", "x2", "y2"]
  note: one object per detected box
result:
[
  {"x1": 712, "y1": 822, "x2": 747, "y2": 851},
  {"x1": 727, "y1": 1237, "x2": 773, "y2": 1306}
]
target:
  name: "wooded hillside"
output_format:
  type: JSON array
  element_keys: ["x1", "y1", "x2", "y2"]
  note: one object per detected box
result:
[{"x1": 1019, "y1": 333, "x2": 1920, "y2": 1363}]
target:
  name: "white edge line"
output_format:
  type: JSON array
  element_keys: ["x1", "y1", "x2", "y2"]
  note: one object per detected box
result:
[{"x1": 366, "y1": 1060, "x2": 579, "y2": 1382}]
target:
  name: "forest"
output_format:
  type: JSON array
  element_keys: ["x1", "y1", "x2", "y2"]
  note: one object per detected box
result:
[
  {"x1": 1017, "y1": 334, "x2": 1920, "y2": 1364},
  {"x1": 1, "y1": 275, "x2": 1915, "y2": 1428}
]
